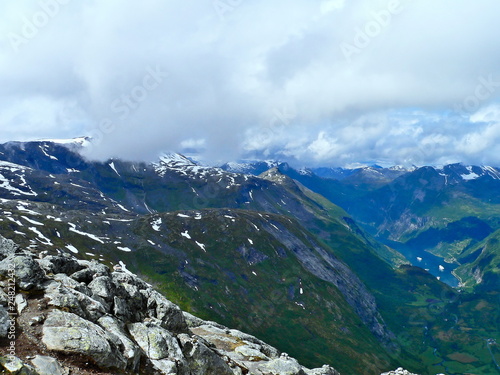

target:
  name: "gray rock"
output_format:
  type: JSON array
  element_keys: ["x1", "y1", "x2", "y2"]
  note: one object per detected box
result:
[
  {"x1": 112, "y1": 270, "x2": 150, "y2": 290},
  {"x1": 257, "y1": 357, "x2": 306, "y2": 375},
  {"x1": 53, "y1": 273, "x2": 92, "y2": 295},
  {"x1": 234, "y1": 344, "x2": 269, "y2": 361},
  {"x1": 0, "y1": 235, "x2": 19, "y2": 260},
  {"x1": 29, "y1": 315, "x2": 45, "y2": 326},
  {"x1": 31, "y1": 355, "x2": 67, "y2": 375},
  {"x1": 227, "y1": 328, "x2": 280, "y2": 359},
  {"x1": 88, "y1": 276, "x2": 115, "y2": 302},
  {"x1": 128, "y1": 321, "x2": 184, "y2": 361},
  {"x1": 150, "y1": 359, "x2": 179, "y2": 374},
  {"x1": 381, "y1": 368, "x2": 420, "y2": 375},
  {"x1": 147, "y1": 290, "x2": 188, "y2": 333},
  {"x1": 69, "y1": 268, "x2": 94, "y2": 283},
  {"x1": 0, "y1": 288, "x2": 8, "y2": 306},
  {"x1": 0, "y1": 305, "x2": 10, "y2": 338},
  {"x1": 121, "y1": 283, "x2": 146, "y2": 309},
  {"x1": 45, "y1": 284, "x2": 87, "y2": 318},
  {"x1": 70, "y1": 261, "x2": 110, "y2": 283},
  {"x1": 98, "y1": 316, "x2": 141, "y2": 371},
  {"x1": 306, "y1": 365, "x2": 341, "y2": 375},
  {"x1": 0, "y1": 355, "x2": 37, "y2": 374},
  {"x1": 182, "y1": 311, "x2": 226, "y2": 330},
  {"x1": 36, "y1": 255, "x2": 83, "y2": 276},
  {"x1": 42, "y1": 309, "x2": 127, "y2": 369},
  {"x1": 15, "y1": 294, "x2": 27, "y2": 314},
  {"x1": 181, "y1": 336, "x2": 234, "y2": 375},
  {"x1": 113, "y1": 296, "x2": 134, "y2": 322},
  {"x1": 190, "y1": 323, "x2": 280, "y2": 360},
  {"x1": 45, "y1": 283, "x2": 108, "y2": 321},
  {"x1": 0, "y1": 255, "x2": 46, "y2": 290}
]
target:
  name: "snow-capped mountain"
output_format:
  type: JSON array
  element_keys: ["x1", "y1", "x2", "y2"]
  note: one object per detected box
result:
[
  {"x1": 0, "y1": 137, "x2": 498, "y2": 374},
  {"x1": 220, "y1": 160, "x2": 286, "y2": 175}
]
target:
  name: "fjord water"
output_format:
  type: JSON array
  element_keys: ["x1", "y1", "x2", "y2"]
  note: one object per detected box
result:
[{"x1": 387, "y1": 240, "x2": 460, "y2": 287}]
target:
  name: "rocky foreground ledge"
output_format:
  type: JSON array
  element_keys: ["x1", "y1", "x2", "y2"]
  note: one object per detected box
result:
[{"x1": 0, "y1": 235, "x2": 417, "y2": 374}]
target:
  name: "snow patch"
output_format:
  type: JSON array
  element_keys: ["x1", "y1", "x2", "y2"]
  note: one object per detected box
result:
[
  {"x1": 68, "y1": 223, "x2": 105, "y2": 243},
  {"x1": 28, "y1": 227, "x2": 52, "y2": 246},
  {"x1": 195, "y1": 241, "x2": 206, "y2": 252},
  {"x1": 151, "y1": 218, "x2": 162, "y2": 232},
  {"x1": 65, "y1": 244, "x2": 79, "y2": 254},
  {"x1": 21, "y1": 216, "x2": 44, "y2": 226},
  {"x1": 116, "y1": 204, "x2": 130, "y2": 212},
  {"x1": 109, "y1": 161, "x2": 120, "y2": 176}
]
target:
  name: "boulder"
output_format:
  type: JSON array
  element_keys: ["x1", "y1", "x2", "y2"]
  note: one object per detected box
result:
[
  {"x1": 45, "y1": 283, "x2": 108, "y2": 321},
  {"x1": 149, "y1": 359, "x2": 179, "y2": 375},
  {"x1": 306, "y1": 365, "x2": 341, "y2": 375},
  {"x1": 127, "y1": 321, "x2": 184, "y2": 361},
  {"x1": 0, "y1": 236, "x2": 18, "y2": 260},
  {"x1": 0, "y1": 355, "x2": 37, "y2": 374},
  {"x1": 257, "y1": 357, "x2": 307, "y2": 375},
  {"x1": 234, "y1": 344, "x2": 269, "y2": 361},
  {"x1": 42, "y1": 310, "x2": 127, "y2": 370},
  {"x1": 31, "y1": 355, "x2": 67, "y2": 375},
  {"x1": 381, "y1": 369, "x2": 420, "y2": 375},
  {"x1": 98, "y1": 316, "x2": 141, "y2": 371},
  {"x1": 182, "y1": 311, "x2": 226, "y2": 330},
  {"x1": 52, "y1": 274, "x2": 92, "y2": 295},
  {"x1": 0, "y1": 255, "x2": 46, "y2": 290},
  {"x1": 70, "y1": 261, "x2": 110, "y2": 283},
  {"x1": 88, "y1": 276, "x2": 116, "y2": 302},
  {"x1": 15, "y1": 294, "x2": 27, "y2": 314},
  {"x1": 45, "y1": 284, "x2": 88, "y2": 318},
  {"x1": 112, "y1": 270, "x2": 150, "y2": 290},
  {"x1": 0, "y1": 305, "x2": 10, "y2": 338},
  {"x1": 113, "y1": 296, "x2": 135, "y2": 322},
  {"x1": 0, "y1": 287, "x2": 8, "y2": 306},
  {"x1": 36, "y1": 255, "x2": 83, "y2": 276},
  {"x1": 180, "y1": 336, "x2": 234, "y2": 375},
  {"x1": 227, "y1": 328, "x2": 280, "y2": 359},
  {"x1": 119, "y1": 283, "x2": 147, "y2": 314},
  {"x1": 147, "y1": 290, "x2": 188, "y2": 333}
]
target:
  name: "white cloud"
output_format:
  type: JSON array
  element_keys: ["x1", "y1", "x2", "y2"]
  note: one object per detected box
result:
[{"x1": 0, "y1": 0, "x2": 500, "y2": 166}]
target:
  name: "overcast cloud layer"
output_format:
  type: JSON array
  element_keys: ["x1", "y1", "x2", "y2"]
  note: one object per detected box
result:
[{"x1": 1, "y1": 0, "x2": 500, "y2": 167}]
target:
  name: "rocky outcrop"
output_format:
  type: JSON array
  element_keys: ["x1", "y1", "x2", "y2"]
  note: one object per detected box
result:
[{"x1": 0, "y1": 235, "x2": 344, "y2": 374}]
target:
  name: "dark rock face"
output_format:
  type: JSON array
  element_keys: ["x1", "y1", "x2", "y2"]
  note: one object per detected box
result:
[
  {"x1": 0, "y1": 235, "x2": 349, "y2": 375},
  {"x1": 0, "y1": 255, "x2": 47, "y2": 290},
  {"x1": 262, "y1": 221, "x2": 395, "y2": 347}
]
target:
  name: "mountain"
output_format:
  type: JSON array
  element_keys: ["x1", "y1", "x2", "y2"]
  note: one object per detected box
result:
[
  {"x1": 0, "y1": 234, "x2": 343, "y2": 375},
  {"x1": 221, "y1": 160, "x2": 286, "y2": 175},
  {"x1": 248, "y1": 161, "x2": 500, "y2": 284},
  {"x1": 0, "y1": 139, "x2": 401, "y2": 373},
  {"x1": 455, "y1": 228, "x2": 500, "y2": 292},
  {"x1": 0, "y1": 138, "x2": 499, "y2": 374}
]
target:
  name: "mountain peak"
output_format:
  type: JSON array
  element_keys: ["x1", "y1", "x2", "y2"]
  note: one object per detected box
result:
[
  {"x1": 258, "y1": 166, "x2": 291, "y2": 184},
  {"x1": 158, "y1": 152, "x2": 197, "y2": 167}
]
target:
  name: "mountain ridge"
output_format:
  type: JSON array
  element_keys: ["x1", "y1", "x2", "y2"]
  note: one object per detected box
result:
[{"x1": 0, "y1": 137, "x2": 498, "y2": 374}]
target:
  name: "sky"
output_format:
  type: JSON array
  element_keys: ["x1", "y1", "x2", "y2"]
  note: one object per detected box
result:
[{"x1": 1, "y1": 0, "x2": 500, "y2": 167}]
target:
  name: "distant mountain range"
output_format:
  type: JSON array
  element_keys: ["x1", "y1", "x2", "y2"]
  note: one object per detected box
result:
[{"x1": 0, "y1": 138, "x2": 498, "y2": 375}]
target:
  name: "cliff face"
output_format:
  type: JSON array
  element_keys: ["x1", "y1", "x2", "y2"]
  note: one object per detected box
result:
[{"x1": 0, "y1": 235, "x2": 342, "y2": 375}]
